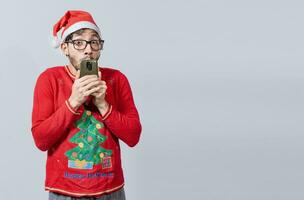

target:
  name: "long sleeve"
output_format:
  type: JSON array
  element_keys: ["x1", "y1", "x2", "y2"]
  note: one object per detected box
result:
[
  {"x1": 31, "y1": 71, "x2": 83, "y2": 151},
  {"x1": 99, "y1": 71, "x2": 142, "y2": 147}
]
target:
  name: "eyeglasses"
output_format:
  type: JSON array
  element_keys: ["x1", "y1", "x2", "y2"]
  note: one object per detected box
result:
[{"x1": 66, "y1": 39, "x2": 104, "y2": 51}]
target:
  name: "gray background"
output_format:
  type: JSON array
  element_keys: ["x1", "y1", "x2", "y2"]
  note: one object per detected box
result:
[{"x1": 0, "y1": 0, "x2": 303, "y2": 199}]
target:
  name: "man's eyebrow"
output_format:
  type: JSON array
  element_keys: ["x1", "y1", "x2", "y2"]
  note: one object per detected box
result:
[{"x1": 91, "y1": 33, "x2": 100, "y2": 39}]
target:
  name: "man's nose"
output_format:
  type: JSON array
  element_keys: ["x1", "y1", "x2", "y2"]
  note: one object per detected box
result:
[{"x1": 84, "y1": 43, "x2": 93, "y2": 55}]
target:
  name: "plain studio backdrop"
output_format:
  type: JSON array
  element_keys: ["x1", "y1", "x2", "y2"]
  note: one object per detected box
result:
[{"x1": 0, "y1": 0, "x2": 304, "y2": 199}]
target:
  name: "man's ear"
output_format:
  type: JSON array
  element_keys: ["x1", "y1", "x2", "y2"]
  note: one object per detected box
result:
[{"x1": 60, "y1": 42, "x2": 69, "y2": 56}]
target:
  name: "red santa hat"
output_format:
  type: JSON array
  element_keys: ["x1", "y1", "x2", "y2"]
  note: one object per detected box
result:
[{"x1": 52, "y1": 10, "x2": 101, "y2": 48}]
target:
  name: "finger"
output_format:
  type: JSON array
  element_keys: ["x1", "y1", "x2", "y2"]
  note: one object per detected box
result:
[
  {"x1": 80, "y1": 79, "x2": 106, "y2": 90},
  {"x1": 91, "y1": 88, "x2": 107, "y2": 99},
  {"x1": 75, "y1": 70, "x2": 80, "y2": 79},
  {"x1": 78, "y1": 77, "x2": 100, "y2": 88},
  {"x1": 100, "y1": 80, "x2": 106, "y2": 86},
  {"x1": 92, "y1": 93, "x2": 103, "y2": 98},
  {"x1": 90, "y1": 85, "x2": 107, "y2": 94},
  {"x1": 82, "y1": 81, "x2": 102, "y2": 92},
  {"x1": 92, "y1": 80, "x2": 107, "y2": 88},
  {"x1": 98, "y1": 71, "x2": 101, "y2": 79},
  {"x1": 84, "y1": 85, "x2": 102, "y2": 96},
  {"x1": 74, "y1": 75, "x2": 96, "y2": 86},
  {"x1": 78, "y1": 75, "x2": 99, "y2": 83},
  {"x1": 88, "y1": 85, "x2": 106, "y2": 96},
  {"x1": 100, "y1": 85, "x2": 107, "y2": 91},
  {"x1": 91, "y1": 91, "x2": 101, "y2": 96}
]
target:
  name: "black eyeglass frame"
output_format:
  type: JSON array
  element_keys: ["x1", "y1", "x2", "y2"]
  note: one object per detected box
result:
[{"x1": 65, "y1": 39, "x2": 105, "y2": 51}]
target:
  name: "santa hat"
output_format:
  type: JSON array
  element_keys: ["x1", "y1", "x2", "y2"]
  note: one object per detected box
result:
[{"x1": 52, "y1": 10, "x2": 101, "y2": 48}]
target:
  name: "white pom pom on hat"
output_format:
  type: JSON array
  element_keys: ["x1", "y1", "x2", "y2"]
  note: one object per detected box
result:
[
  {"x1": 52, "y1": 10, "x2": 101, "y2": 48},
  {"x1": 51, "y1": 36, "x2": 61, "y2": 48}
]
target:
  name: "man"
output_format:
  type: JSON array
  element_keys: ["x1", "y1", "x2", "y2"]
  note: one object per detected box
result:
[{"x1": 31, "y1": 10, "x2": 142, "y2": 200}]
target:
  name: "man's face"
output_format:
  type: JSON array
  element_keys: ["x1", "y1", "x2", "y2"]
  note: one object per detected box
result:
[{"x1": 61, "y1": 29, "x2": 101, "y2": 70}]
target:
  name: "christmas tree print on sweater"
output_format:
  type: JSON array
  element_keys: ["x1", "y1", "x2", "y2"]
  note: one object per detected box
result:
[{"x1": 65, "y1": 110, "x2": 113, "y2": 170}]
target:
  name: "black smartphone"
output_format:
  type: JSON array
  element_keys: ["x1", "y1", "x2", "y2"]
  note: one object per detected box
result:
[{"x1": 79, "y1": 60, "x2": 99, "y2": 78}]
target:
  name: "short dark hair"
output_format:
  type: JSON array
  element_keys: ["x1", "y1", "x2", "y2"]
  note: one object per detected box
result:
[{"x1": 64, "y1": 28, "x2": 101, "y2": 42}]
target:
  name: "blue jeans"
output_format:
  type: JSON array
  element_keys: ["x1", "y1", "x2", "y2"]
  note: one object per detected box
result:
[{"x1": 49, "y1": 187, "x2": 126, "y2": 200}]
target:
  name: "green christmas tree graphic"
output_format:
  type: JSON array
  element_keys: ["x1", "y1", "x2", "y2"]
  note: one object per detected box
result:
[{"x1": 65, "y1": 110, "x2": 112, "y2": 170}]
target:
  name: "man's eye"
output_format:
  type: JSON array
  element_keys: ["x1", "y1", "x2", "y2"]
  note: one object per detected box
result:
[
  {"x1": 74, "y1": 41, "x2": 84, "y2": 46},
  {"x1": 91, "y1": 40, "x2": 99, "y2": 45}
]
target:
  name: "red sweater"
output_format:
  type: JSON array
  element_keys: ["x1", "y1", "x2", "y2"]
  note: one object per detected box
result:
[{"x1": 31, "y1": 66, "x2": 141, "y2": 197}]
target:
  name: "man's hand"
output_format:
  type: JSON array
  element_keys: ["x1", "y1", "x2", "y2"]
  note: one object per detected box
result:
[
  {"x1": 68, "y1": 70, "x2": 102, "y2": 110},
  {"x1": 91, "y1": 71, "x2": 109, "y2": 115}
]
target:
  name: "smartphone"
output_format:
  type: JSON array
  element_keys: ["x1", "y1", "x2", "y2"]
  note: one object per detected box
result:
[{"x1": 79, "y1": 59, "x2": 99, "y2": 78}]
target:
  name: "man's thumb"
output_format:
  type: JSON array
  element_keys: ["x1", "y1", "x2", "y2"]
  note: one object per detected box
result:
[
  {"x1": 76, "y1": 70, "x2": 80, "y2": 79},
  {"x1": 98, "y1": 71, "x2": 101, "y2": 79}
]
